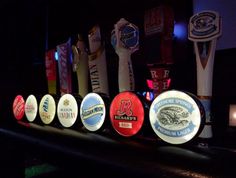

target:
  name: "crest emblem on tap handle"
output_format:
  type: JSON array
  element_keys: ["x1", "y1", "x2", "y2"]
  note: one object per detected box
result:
[
  {"x1": 188, "y1": 11, "x2": 221, "y2": 41},
  {"x1": 111, "y1": 19, "x2": 139, "y2": 52},
  {"x1": 189, "y1": 11, "x2": 221, "y2": 69}
]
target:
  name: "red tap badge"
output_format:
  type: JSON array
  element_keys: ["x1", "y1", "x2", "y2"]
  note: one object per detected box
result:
[
  {"x1": 109, "y1": 91, "x2": 144, "y2": 137},
  {"x1": 13, "y1": 95, "x2": 25, "y2": 120}
]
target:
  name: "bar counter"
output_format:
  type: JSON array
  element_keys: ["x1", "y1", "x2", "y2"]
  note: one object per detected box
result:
[{"x1": 0, "y1": 120, "x2": 236, "y2": 178}]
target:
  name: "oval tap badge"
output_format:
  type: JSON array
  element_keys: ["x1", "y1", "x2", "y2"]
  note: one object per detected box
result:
[
  {"x1": 57, "y1": 94, "x2": 78, "y2": 128},
  {"x1": 109, "y1": 91, "x2": 144, "y2": 137},
  {"x1": 39, "y1": 94, "x2": 56, "y2": 125},
  {"x1": 80, "y1": 93, "x2": 106, "y2": 132},
  {"x1": 13, "y1": 95, "x2": 25, "y2": 120},
  {"x1": 25, "y1": 95, "x2": 38, "y2": 122},
  {"x1": 149, "y1": 90, "x2": 202, "y2": 144}
]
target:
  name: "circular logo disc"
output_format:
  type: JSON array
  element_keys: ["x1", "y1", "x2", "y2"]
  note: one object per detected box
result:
[
  {"x1": 13, "y1": 95, "x2": 25, "y2": 120},
  {"x1": 25, "y1": 95, "x2": 38, "y2": 122},
  {"x1": 109, "y1": 91, "x2": 144, "y2": 137},
  {"x1": 39, "y1": 94, "x2": 56, "y2": 125},
  {"x1": 80, "y1": 93, "x2": 106, "y2": 132},
  {"x1": 57, "y1": 94, "x2": 78, "y2": 128},
  {"x1": 149, "y1": 90, "x2": 202, "y2": 144}
]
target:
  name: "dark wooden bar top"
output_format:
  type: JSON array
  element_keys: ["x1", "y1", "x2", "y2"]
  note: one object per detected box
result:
[{"x1": 1, "y1": 120, "x2": 236, "y2": 178}]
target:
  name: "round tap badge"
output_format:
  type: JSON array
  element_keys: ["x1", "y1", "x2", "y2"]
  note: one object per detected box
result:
[
  {"x1": 149, "y1": 90, "x2": 202, "y2": 144},
  {"x1": 25, "y1": 95, "x2": 38, "y2": 122},
  {"x1": 57, "y1": 94, "x2": 78, "y2": 128},
  {"x1": 39, "y1": 94, "x2": 56, "y2": 125},
  {"x1": 80, "y1": 93, "x2": 106, "y2": 132},
  {"x1": 109, "y1": 91, "x2": 144, "y2": 137},
  {"x1": 13, "y1": 95, "x2": 25, "y2": 120}
]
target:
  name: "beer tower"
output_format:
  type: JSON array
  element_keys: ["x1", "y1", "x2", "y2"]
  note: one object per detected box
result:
[{"x1": 188, "y1": 11, "x2": 222, "y2": 141}]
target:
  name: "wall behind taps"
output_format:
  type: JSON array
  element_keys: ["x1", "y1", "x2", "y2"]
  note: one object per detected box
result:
[{"x1": 193, "y1": 0, "x2": 236, "y2": 50}]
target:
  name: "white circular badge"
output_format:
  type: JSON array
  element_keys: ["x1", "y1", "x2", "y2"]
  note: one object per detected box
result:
[
  {"x1": 80, "y1": 93, "x2": 106, "y2": 132},
  {"x1": 25, "y1": 95, "x2": 38, "y2": 122},
  {"x1": 57, "y1": 94, "x2": 78, "y2": 128},
  {"x1": 39, "y1": 94, "x2": 56, "y2": 125},
  {"x1": 149, "y1": 90, "x2": 202, "y2": 144}
]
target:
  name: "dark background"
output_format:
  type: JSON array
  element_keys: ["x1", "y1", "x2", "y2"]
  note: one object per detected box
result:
[{"x1": 0, "y1": 0, "x2": 235, "y2": 140}]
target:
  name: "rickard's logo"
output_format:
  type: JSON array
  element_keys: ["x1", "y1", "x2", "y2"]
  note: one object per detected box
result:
[{"x1": 115, "y1": 100, "x2": 137, "y2": 121}]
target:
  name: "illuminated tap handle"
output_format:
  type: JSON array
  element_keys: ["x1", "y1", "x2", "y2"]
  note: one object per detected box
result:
[
  {"x1": 188, "y1": 10, "x2": 222, "y2": 139},
  {"x1": 72, "y1": 35, "x2": 89, "y2": 98},
  {"x1": 111, "y1": 18, "x2": 139, "y2": 92}
]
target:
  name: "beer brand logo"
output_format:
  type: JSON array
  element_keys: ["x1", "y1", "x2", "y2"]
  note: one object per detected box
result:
[
  {"x1": 81, "y1": 104, "x2": 104, "y2": 120},
  {"x1": 42, "y1": 97, "x2": 49, "y2": 112},
  {"x1": 25, "y1": 104, "x2": 35, "y2": 113},
  {"x1": 39, "y1": 94, "x2": 56, "y2": 124},
  {"x1": 117, "y1": 100, "x2": 132, "y2": 116},
  {"x1": 40, "y1": 97, "x2": 51, "y2": 122},
  {"x1": 114, "y1": 100, "x2": 137, "y2": 121},
  {"x1": 58, "y1": 109, "x2": 76, "y2": 119},
  {"x1": 110, "y1": 91, "x2": 145, "y2": 136},
  {"x1": 40, "y1": 112, "x2": 51, "y2": 121},
  {"x1": 25, "y1": 95, "x2": 38, "y2": 122},
  {"x1": 13, "y1": 95, "x2": 25, "y2": 120},
  {"x1": 153, "y1": 98, "x2": 195, "y2": 137},
  {"x1": 57, "y1": 94, "x2": 78, "y2": 127},
  {"x1": 80, "y1": 93, "x2": 106, "y2": 131},
  {"x1": 189, "y1": 11, "x2": 221, "y2": 41},
  {"x1": 149, "y1": 90, "x2": 202, "y2": 144},
  {"x1": 63, "y1": 99, "x2": 69, "y2": 106},
  {"x1": 120, "y1": 23, "x2": 139, "y2": 52}
]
